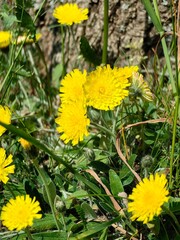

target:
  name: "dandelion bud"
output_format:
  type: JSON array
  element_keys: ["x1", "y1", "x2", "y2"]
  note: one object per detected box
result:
[
  {"x1": 88, "y1": 108, "x2": 100, "y2": 122},
  {"x1": 84, "y1": 148, "x2": 95, "y2": 161},
  {"x1": 141, "y1": 155, "x2": 154, "y2": 169},
  {"x1": 55, "y1": 195, "x2": 65, "y2": 211},
  {"x1": 129, "y1": 72, "x2": 153, "y2": 102}
]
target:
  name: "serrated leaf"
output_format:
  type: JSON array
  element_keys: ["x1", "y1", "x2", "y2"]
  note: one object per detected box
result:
[
  {"x1": 75, "y1": 204, "x2": 86, "y2": 221},
  {"x1": 31, "y1": 214, "x2": 57, "y2": 231},
  {"x1": 80, "y1": 36, "x2": 101, "y2": 66},
  {"x1": 168, "y1": 197, "x2": 180, "y2": 214},
  {"x1": 109, "y1": 169, "x2": 124, "y2": 196},
  {"x1": 3, "y1": 182, "x2": 26, "y2": 200}
]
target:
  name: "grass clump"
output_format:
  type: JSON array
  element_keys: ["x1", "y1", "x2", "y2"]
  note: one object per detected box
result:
[{"x1": 0, "y1": 0, "x2": 179, "y2": 239}]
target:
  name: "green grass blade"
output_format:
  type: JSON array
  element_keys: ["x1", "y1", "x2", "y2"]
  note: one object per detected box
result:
[
  {"x1": 141, "y1": 0, "x2": 162, "y2": 32},
  {"x1": 141, "y1": 0, "x2": 177, "y2": 98}
]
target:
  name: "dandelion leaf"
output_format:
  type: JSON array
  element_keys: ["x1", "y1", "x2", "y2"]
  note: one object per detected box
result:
[
  {"x1": 16, "y1": 3, "x2": 35, "y2": 36},
  {"x1": 0, "y1": 13, "x2": 18, "y2": 28},
  {"x1": 109, "y1": 169, "x2": 124, "y2": 196},
  {"x1": 80, "y1": 36, "x2": 101, "y2": 66},
  {"x1": 168, "y1": 197, "x2": 180, "y2": 214},
  {"x1": 42, "y1": 180, "x2": 56, "y2": 206}
]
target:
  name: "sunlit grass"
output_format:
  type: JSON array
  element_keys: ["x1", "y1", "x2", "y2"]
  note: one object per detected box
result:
[{"x1": 0, "y1": 1, "x2": 179, "y2": 239}]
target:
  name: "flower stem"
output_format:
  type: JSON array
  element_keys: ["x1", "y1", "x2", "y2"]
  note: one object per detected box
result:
[
  {"x1": 90, "y1": 122, "x2": 116, "y2": 139},
  {"x1": 169, "y1": 94, "x2": 179, "y2": 189},
  {"x1": 35, "y1": 42, "x2": 52, "y2": 114},
  {"x1": 33, "y1": 0, "x2": 47, "y2": 23},
  {"x1": 102, "y1": 0, "x2": 109, "y2": 64},
  {"x1": 32, "y1": 159, "x2": 61, "y2": 231},
  {"x1": 61, "y1": 24, "x2": 66, "y2": 78},
  {"x1": 25, "y1": 227, "x2": 34, "y2": 240}
]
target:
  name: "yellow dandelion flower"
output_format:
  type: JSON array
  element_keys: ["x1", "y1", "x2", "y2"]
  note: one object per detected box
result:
[
  {"x1": 0, "y1": 105, "x2": 11, "y2": 136},
  {"x1": 84, "y1": 65, "x2": 131, "y2": 110},
  {"x1": 53, "y1": 3, "x2": 89, "y2": 25},
  {"x1": 0, "y1": 31, "x2": 12, "y2": 48},
  {"x1": 60, "y1": 69, "x2": 87, "y2": 104},
  {"x1": 1, "y1": 195, "x2": 42, "y2": 231},
  {"x1": 14, "y1": 33, "x2": 42, "y2": 45},
  {"x1": 0, "y1": 148, "x2": 15, "y2": 184},
  {"x1": 130, "y1": 71, "x2": 153, "y2": 101},
  {"x1": 56, "y1": 103, "x2": 90, "y2": 145},
  {"x1": 118, "y1": 65, "x2": 139, "y2": 78},
  {"x1": 18, "y1": 138, "x2": 32, "y2": 150},
  {"x1": 128, "y1": 174, "x2": 169, "y2": 224}
]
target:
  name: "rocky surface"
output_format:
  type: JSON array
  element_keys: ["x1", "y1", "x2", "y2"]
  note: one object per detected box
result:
[{"x1": 0, "y1": 0, "x2": 177, "y2": 73}]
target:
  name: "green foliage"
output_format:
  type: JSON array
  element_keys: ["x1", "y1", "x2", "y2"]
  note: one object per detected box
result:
[
  {"x1": 0, "y1": 0, "x2": 179, "y2": 239},
  {"x1": 0, "y1": 13, "x2": 18, "y2": 28},
  {"x1": 168, "y1": 197, "x2": 180, "y2": 214},
  {"x1": 109, "y1": 169, "x2": 124, "y2": 196},
  {"x1": 42, "y1": 179, "x2": 56, "y2": 205},
  {"x1": 16, "y1": 6, "x2": 36, "y2": 35},
  {"x1": 80, "y1": 36, "x2": 101, "y2": 66}
]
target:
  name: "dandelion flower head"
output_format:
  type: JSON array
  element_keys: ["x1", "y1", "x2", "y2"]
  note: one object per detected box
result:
[
  {"x1": 128, "y1": 173, "x2": 169, "y2": 224},
  {"x1": 56, "y1": 103, "x2": 90, "y2": 145},
  {"x1": 0, "y1": 31, "x2": 12, "y2": 48},
  {"x1": 130, "y1": 71, "x2": 153, "y2": 101},
  {"x1": 0, "y1": 148, "x2": 15, "y2": 184},
  {"x1": 60, "y1": 69, "x2": 87, "y2": 104},
  {"x1": 118, "y1": 65, "x2": 139, "y2": 79},
  {"x1": 53, "y1": 3, "x2": 89, "y2": 25},
  {"x1": 1, "y1": 195, "x2": 42, "y2": 231},
  {"x1": 0, "y1": 105, "x2": 11, "y2": 136},
  {"x1": 18, "y1": 138, "x2": 32, "y2": 150},
  {"x1": 84, "y1": 65, "x2": 131, "y2": 110}
]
